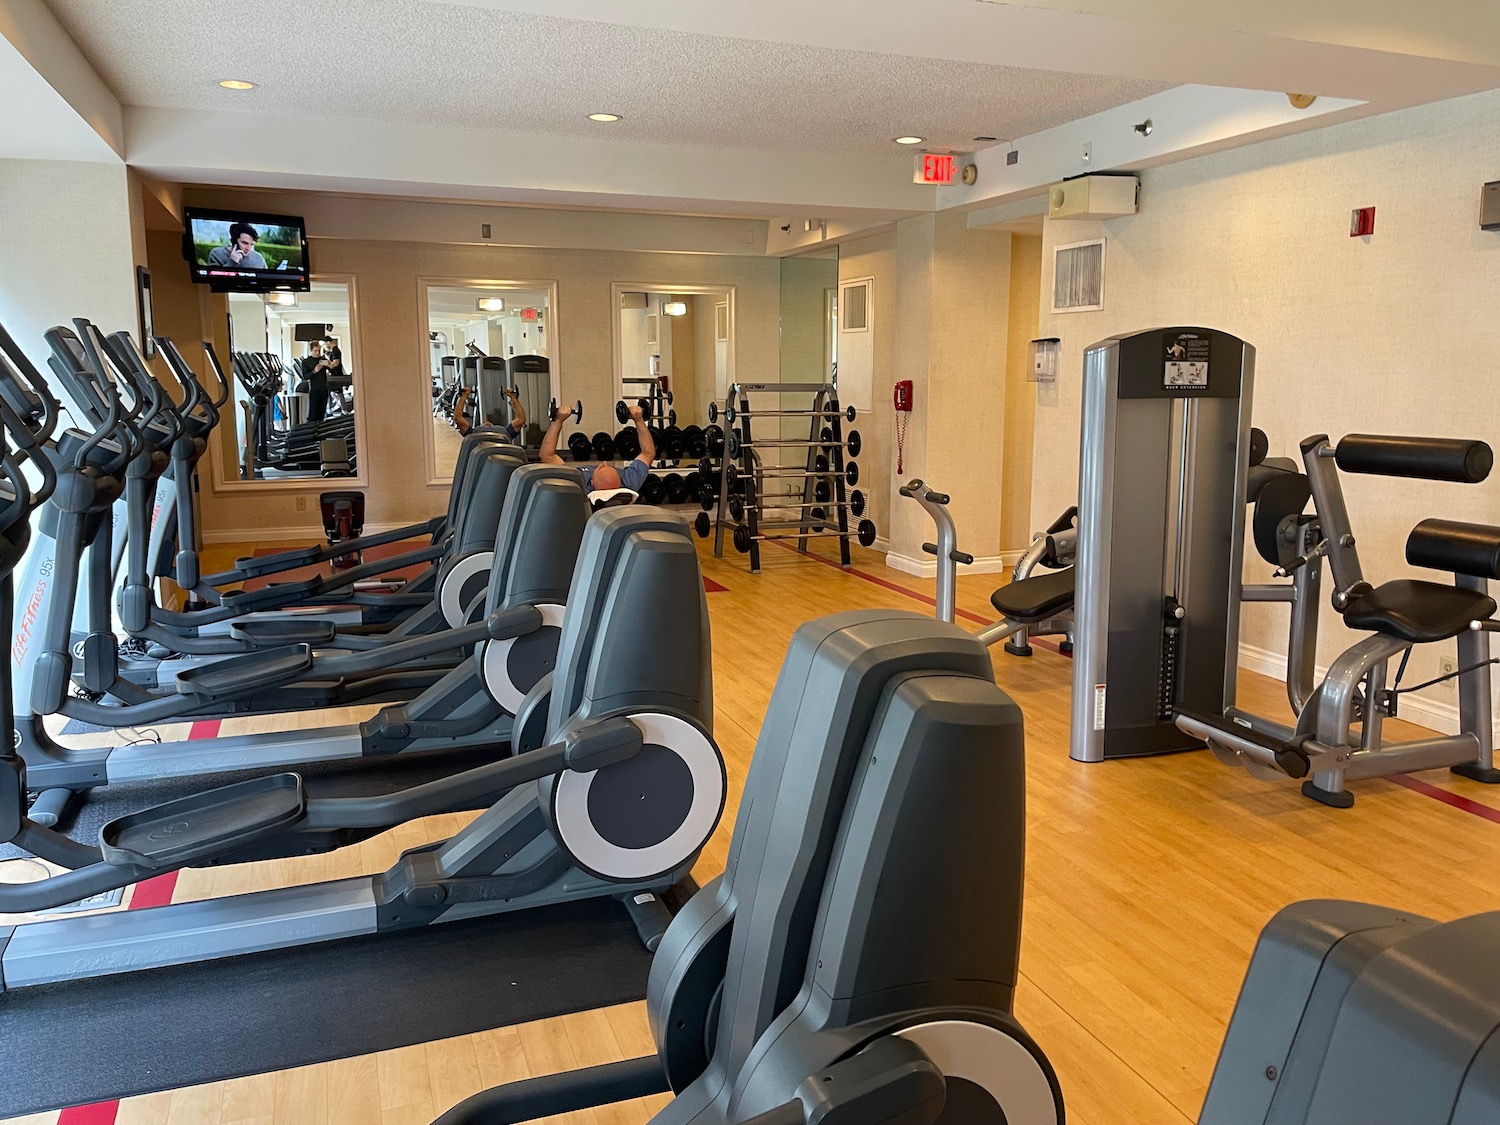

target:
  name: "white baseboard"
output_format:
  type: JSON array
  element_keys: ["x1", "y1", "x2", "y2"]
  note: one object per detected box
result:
[
  {"x1": 201, "y1": 521, "x2": 411, "y2": 545},
  {"x1": 1237, "y1": 640, "x2": 1482, "y2": 739},
  {"x1": 884, "y1": 551, "x2": 1011, "y2": 578}
]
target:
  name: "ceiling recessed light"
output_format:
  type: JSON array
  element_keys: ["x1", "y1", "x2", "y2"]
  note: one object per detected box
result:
[
  {"x1": 894, "y1": 135, "x2": 925, "y2": 145},
  {"x1": 587, "y1": 112, "x2": 622, "y2": 122},
  {"x1": 218, "y1": 79, "x2": 256, "y2": 90}
]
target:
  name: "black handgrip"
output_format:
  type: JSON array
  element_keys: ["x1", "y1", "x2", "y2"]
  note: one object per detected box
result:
[
  {"x1": 922, "y1": 541, "x2": 938, "y2": 556},
  {"x1": 1045, "y1": 506, "x2": 1079, "y2": 535},
  {"x1": 951, "y1": 549, "x2": 974, "y2": 565},
  {"x1": 1407, "y1": 519, "x2": 1500, "y2": 580},
  {"x1": 899, "y1": 478, "x2": 925, "y2": 497},
  {"x1": 1335, "y1": 434, "x2": 1493, "y2": 483},
  {"x1": 923, "y1": 488, "x2": 949, "y2": 505}
]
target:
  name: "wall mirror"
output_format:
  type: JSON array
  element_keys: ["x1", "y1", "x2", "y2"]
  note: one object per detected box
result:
[
  {"x1": 423, "y1": 280, "x2": 557, "y2": 479},
  {"x1": 613, "y1": 284, "x2": 733, "y2": 431},
  {"x1": 223, "y1": 277, "x2": 363, "y2": 483}
]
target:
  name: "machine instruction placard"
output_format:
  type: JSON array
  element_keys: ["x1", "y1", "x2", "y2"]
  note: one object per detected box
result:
[{"x1": 1163, "y1": 332, "x2": 1210, "y2": 388}]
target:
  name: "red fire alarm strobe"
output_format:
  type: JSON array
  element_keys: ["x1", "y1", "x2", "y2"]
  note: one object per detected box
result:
[{"x1": 1350, "y1": 207, "x2": 1376, "y2": 237}]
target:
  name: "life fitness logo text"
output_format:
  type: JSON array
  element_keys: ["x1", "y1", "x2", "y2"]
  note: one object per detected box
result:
[{"x1": 12, "y1": 560, "x2": 51, "y2": 668}]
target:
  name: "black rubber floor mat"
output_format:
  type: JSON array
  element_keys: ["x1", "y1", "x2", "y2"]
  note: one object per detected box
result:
[{"x1": 0, "y1": 897, "x2": 653, "y2": 1116}]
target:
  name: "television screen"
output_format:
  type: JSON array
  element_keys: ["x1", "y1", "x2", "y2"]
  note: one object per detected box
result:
[{"x1": 183, "y1": 208, "x2": 310, "y2": 292}]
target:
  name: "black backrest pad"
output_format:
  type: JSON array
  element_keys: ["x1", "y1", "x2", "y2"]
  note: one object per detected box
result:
[
  {"x1": 1407, "y1": 519, "x2": 1500, "y2": 581},
  {"x1": 1336, "y1": 434, "x2": 1492, "y2": 483},
  {"x1": 1250, "y1": 469, "x2": 1312, "y2": 567},
  {"x1": 710, "y1": 611, "x2": 997, "y2": 1077}
]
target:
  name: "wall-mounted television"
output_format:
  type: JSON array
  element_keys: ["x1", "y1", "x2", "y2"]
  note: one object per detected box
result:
[{"x1": 183, "y1": 207, "x2": 311, "y2": 292}]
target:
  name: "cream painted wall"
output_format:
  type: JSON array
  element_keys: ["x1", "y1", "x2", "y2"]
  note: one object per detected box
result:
[
  {"x1": 0, "y1": 159, "x2": 141, "y2": 401},
  {"x1": 157, "y1": 233, "x2": 781, "y2": 535},
  {"x1": 1001, "y1": 234, "x2": 1042, "y2": 553},
  {"x1": 1031, "y1": 86, "x2": 1500, "y2": 728}
]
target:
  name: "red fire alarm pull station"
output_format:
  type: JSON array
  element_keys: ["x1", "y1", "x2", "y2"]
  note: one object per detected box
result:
[{"x1": 1350, "y1": 207, "x2": 1376, "y2": 237}]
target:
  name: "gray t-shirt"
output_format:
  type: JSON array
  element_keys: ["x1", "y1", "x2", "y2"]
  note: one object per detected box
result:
[{"x1": 207, "y1": 245, "x2": 268, "y2": 269}]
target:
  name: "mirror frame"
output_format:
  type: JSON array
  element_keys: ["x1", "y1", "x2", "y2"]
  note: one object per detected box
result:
[{"x1": 418, "y1": 275, "x2": 561, "y2": 485}]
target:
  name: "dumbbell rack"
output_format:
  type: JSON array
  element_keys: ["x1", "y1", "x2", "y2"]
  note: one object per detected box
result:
[
  {"x1": 711, "y1": 382, "x2": 857, "y2": 574},
  {"x1": 621, "y1": 375, "x2": 676, "y2": 466}
]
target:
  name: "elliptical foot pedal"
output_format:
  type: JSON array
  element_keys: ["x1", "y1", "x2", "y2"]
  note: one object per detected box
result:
[
  {"x1": 174, "y1": 643, "x2": 314, "y2": 696},
  {"x1": 1452, "y1": 762, "x2": 1500, "y2": 784},
  {"x1": 100, "y1": 774, "x2": 307, "y2": 868},
  {"x1": 1301, "y1": 780, "x2": 1356, "y2": 808}
]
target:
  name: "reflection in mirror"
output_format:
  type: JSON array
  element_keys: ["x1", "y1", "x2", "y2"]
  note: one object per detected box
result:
[
  {"x1": 616, "y1": 288, "x2": 731, "y2": 432},
  {"x1": 427, "y1": 283, "x2": 552, "y2": 476},
  {"x1": 225, "y1": 279, "x2": 358, "y2": 481},
  {"x1": 774, "y1": 249, "x2": 839, "y2": 447}
]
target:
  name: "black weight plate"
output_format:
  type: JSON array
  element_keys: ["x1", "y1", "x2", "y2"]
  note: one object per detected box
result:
[
  {"x1": 723, "y1": 464, "x2": 739, "y2": 493},
  {"x1": 733, "y1": 525, "x2": 752, "y2": 553},
  {"x1": 706, "y1": 425, "x2": 724, "y2": 457},
  {"x1": 846, "y1": 462, "x2": 859, "y2": 487},
  {"x1": 815, "y1": 481, "x2": 831, "y2": 504},
  {"x1": 814, "y1": 454, "x2": 829, "y2": 474},
  {"x1": 821, "y1": 427, "x2": 833, "y2": 444},
  {"x1": 662, "y1": 426, "x2": 684, "y2": 460},
  {"x1": 729, "y1": 497, "x2": 744, "y2": 522},
  {"x1": 846, "y1": 404, "x2": 857, "y2": 422},
  {"x1": 857, "y1": 519, "x2": 877, "y2": 547},
  {"x1": 616, "y1": 400, "x2": 630, "y2": 425},
  {"x1": 846, "y1": 430, "x2": 861, "y2": 458},
  {"x1": 616, "y1": 427, "x2": 641, "y2": 460},
  {"x1": 694, "y1": 511, "x2": 710, "y2": 539},
  {"x1": 664, "y1": 473, "x2": 686, "y2": 503},
  {"x1": 668, "y1": 409, "x2": 677, "y2": 427},
  {"x1": 641, "y1": 474, "x2": 665, "y2": 504},
  {"x1": 683, "y1": 425, "x2": 706, "y2": 459},
  {"x1": 810, "y1": 506, "x2": 825, "y2": 523},
  {"x1": 572, "y1": 400, "x2": 583, "y2": 426},
  {"x1": 592, "y1": 431, "x2": 616, "y2": 462},
  {"x1": 682, "y1": 471, "x2": 699, "y2": 496},
  {"x1": 568, "y1": 433, "x2": 593, "y2": 462},
  {"x1": 699, "y1": 482, "x2": 716, "y2": 510},
  {"x1": 850, "y1": 489, "x2": 865, "y2": 518}
]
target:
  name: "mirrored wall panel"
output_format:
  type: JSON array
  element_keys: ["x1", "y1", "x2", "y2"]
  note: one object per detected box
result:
[
  {"x1": 225, "y1": 278, "x2": 360, "y2": 481},
  {"x1": 617, "y1": 288, "x2": 731, "y2": 429},
  {"x1": 427, "y1": 283, "x2": 553, "y2": 476}
]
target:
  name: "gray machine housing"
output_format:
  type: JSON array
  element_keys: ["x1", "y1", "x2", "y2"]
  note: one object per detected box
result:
[{"x1": 1203, "y1": 900, "x2": 1500, "y2": 1124}]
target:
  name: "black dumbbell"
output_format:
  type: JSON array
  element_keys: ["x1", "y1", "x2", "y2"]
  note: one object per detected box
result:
[
  {"x1": 694, "y1": 511, "x2": 710, "y2": 539},
  {"x1": 567, "y1": 433, "x2": 593, "y2": 462},
  {"x1": 661, "y1": 425, "x2": 685, "y2": 461},
  {"x1": 592, "y1": 431, "x2": 616, "y2": 461},
  {"x1": 664, "y1": 473, "x2": 687, "y2": 503},
  {"x1": 551, "y1": 398, "x2": 582, "y2": 424},
  {"x1": 615, "y1": 398, "x2": 651, "y2": 425},
  {"x1": 683, "y1": 425, "x2": 707, "y2": 459},
  {"x1": 616, "y1": 426, "x2": 641, "y2": 460},
  {"x1": 640, "y1": 473, "x2": 665, "y2": 504},
  {"x1": 706, "y1": 425, "x2": 725, "y2": 458}
]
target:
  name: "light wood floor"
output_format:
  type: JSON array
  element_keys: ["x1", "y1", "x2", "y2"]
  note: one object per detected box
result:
[{"x1": 7, "y1": 533, "x2": 1500, "y2": 1125}]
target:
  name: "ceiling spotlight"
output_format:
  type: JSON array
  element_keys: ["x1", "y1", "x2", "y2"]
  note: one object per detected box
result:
[
  {"x1": 1133, "y1": 119, "x2": 1153, "y2": 137},
  {"x1": 662, "y1": 300, "x2": 687, "y2": 317},
  {"x1": 1287, "y1": 93, "x2": 1317, "y2": 110},
  {"x1": 894, "y1": 136, "x2": 925, "y2": 145},
  {"x1": 218, "y1": 79, "x2": 256, "y2": 90},
  {"x1": 477, "y1": 296, "x2": 505, "y2": 312},
  {"x1": 266, "y1": 292, "x2": 296, "y2": 306},
  {"x1": 587, "y1": 112, "x2": 622, "y2": 122}
]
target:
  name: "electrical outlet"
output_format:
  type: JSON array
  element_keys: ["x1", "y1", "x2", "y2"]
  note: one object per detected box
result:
[
  {"x1": 1439, "y1": 655, "x2": 1458, "y2": 688},
  {"x1": 295, "y1": 496, "x2": 307, "y2": 511},
  {"x1": 1081, "y1": 141, "x2": 1092, "y2": 166}
]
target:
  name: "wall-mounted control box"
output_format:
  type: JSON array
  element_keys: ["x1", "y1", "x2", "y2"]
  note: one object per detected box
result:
[{"x1": 1483, "y1": 181, "x2": 1500, "y2": 230}]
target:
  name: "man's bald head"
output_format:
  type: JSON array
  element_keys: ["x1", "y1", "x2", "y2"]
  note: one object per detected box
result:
[{"x1": 590, "y1": 464, "x2": 622, "y2": 492}]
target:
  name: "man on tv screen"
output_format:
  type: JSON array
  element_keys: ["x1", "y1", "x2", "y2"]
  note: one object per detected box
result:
[{"x1": 206, "y1": 222, "x2": 269, "y2": 270}]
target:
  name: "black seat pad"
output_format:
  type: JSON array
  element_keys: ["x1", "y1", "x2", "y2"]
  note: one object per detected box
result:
[
  {"x1": 991, "y1": 567, "x2": 1076, "y2": 623},
  {"x1": 1342, "y1": 580, "x2": 1496, "y2": 644}
]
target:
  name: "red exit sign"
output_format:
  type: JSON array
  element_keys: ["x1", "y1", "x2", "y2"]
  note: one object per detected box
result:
[{"x1": 914, "y1": 152, "x2": 957, "y2": 185}]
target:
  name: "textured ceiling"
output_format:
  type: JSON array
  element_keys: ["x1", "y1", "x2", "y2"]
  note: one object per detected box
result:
[{"x1": 46, "y1": 0, "x2": 1170, "y2": 158}]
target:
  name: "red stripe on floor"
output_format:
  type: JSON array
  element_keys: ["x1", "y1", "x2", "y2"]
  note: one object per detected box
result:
[
  {"x1": 703, "y1": 576, "x2": 728, "y2": 594},
  {"x1": 1389, "y1": 774, "x2": 1500, "y2": 824},
  {"x1": 56, "y1": 1103, "x2": 118, "y2": 1125},
  {"x1": 188, "y1": 719, "x2": 222, "y2": 740}
]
